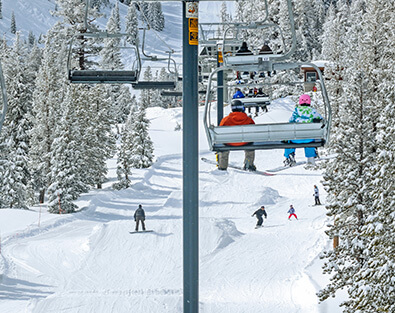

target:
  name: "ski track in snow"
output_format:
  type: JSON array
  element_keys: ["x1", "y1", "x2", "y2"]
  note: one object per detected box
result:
[{"x1": 0, "y1": 102, "x2": 336, "y2": 312}]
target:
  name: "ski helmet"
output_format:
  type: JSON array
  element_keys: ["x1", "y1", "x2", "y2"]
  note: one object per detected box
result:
[
  {"x1": 231, "y1": 99, "x2": 245, "y2": 112},
  {"x1": 299, "y1": 94, "x2": 311, "y2": 106}
]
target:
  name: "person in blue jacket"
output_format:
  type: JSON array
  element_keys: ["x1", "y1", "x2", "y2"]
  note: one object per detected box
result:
[
  {"x1": 284, "y1": 94, "x2": 323, "y2": 166},
  {"x1": 232, "y1": 88, "x2": 245, "y2": 99}
]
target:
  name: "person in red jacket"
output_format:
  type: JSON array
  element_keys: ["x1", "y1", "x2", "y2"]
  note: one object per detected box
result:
[{"x1": 217, "y1": 99, "x2": 256, "y2": 171}]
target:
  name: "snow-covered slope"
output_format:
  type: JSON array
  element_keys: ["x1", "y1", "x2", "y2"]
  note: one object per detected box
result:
[
  {"x1": 0, "y1": 1, "x2": 344, "y2": 312},
  {"x1": 0, "y1": 98, "x2": 343, "y2": 312}
]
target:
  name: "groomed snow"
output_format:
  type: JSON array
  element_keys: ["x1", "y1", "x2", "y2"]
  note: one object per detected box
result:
[{"x1": 0, "y1": 98, "x2": 343, "y2": 312}]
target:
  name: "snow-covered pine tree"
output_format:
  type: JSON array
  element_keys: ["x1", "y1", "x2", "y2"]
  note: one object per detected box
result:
[
  {"x1": 115, "y1": 85, "x2": 133, "y2": 123},
  {"x1": 87, "y1": 85, "x2": 116, "y2": 189},
  {"x1": 10, "y1": 11, "x2": 16, "y2": 34},
  {"x1": 27, "y1": 31, "x2": 36, "y2": 48},
  {"x1": 125, "y1": 1, "x2": 139, "y2": 46},
  {"x1": 148, "y1": 2, "x2": 165, "y2": 32},
  {"x1": 47, "y1": 87, "x2": 88, "y2": 214},
  {"x1": 319, "y1": 0, "x2": 395, "y2": 311},
  {"x1": 157, "y1": 67, "x2": 174, "y2": 108},
  {"x1": 139, "y1": 1, "x2": 150, "y2": 24},
  {"x1": 29, "y1": 26, "x2": 68, "y2": 204},
  {"x1": 0, "y1": 33, "x2": 31, "y2": 209},
  {"x1": 320, "y1": 1, "x2": 349, "y2": 138},
  {"x1": 113, "y1": 101, "x2": 138, "y2": 189},
  {"x1": 140, "y1": 66, "x2": 153, "y2": 108},
  {"x1": 129, "y1": 103, "x2": 154, "y2": 169},
  {"x1": 101, "y1": 1, "x2": 122, "y2": 70}
]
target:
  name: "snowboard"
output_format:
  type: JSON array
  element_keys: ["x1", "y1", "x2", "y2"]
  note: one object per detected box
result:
[
  {"x1": 129, "y1": 230, "x2": 154, "y2": 234},
  {"x1": 201, "y1": 157, "x2": 275, "y2": 176}
]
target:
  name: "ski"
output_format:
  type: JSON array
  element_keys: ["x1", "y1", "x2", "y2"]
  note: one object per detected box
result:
[
  {"x1": 201, "y1": 157, "x2": 275, "y2": 176},
  {"x1": 129, "y1": 230, "x2": 154, "y2": 234},
  {"x1": 266, "y1": 155, "x2": 336, "y2": 173}
]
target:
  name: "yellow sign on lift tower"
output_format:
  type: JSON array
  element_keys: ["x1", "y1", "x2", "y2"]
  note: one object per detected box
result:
[{"x1": 188, "y1": 18, "x2": 198, "y2": 45}]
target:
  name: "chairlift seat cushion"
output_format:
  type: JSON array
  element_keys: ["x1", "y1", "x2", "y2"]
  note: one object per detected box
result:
[
  {"x1": 69, "y1": 70, "x2": 138, "y2": 83},
  {"x1": 132, "y1": 81, "x2": 176, "y2": 90}
]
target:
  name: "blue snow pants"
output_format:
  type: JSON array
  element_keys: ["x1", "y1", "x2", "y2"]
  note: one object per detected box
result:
[{"x1": 284, "y1": 139, "x2": 317, "y2": 158}]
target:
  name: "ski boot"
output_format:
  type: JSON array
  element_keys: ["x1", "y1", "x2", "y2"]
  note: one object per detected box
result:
[
  {"x1": 243, "y1": 160, "x2": 257, "y2": 172},
  {"x1": 283, "y1": 152, "x2": 296, "y2": 167}
]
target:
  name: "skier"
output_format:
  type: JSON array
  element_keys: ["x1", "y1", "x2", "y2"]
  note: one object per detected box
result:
[
  {"x1": 287, "y1": 204, "x2": 298, "y2": 220},
  {"x1": 252, "y1": 206, "x2": 267, "y2": 228},
  {"x1": 313, "y1": 185, "x2": 321, "y2": 205},
  {"x1": 232, "y1": 88, "x2": 245, "y2": 99},
  {"x1": 134, "y1": 204, "x2": 146, "y2": 231},
  {"x1": 283, "y1": 94, "x2": 323, "y2": 166},
  {"x1": 236, "y1": 42, "x2": 253, "y2": 56},
  {"x1": 217, "y1": 99, "x2": 256, "y2": 171},
  {"x1": 236, "y1": 42, "x2": 254, "y2": 80}
]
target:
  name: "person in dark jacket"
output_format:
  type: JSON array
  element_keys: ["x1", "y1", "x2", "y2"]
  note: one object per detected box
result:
[
  {"x1": 236, "y1": 42, "x2": 253, "y2": 56},
  {"x1": 259, "y1": 44, "x2": 273, "y2": 54},
  {"x1": 252, "y1": 206, "x2": 268, "y2": 228},
  {"x1": 134, "y1": 204, "x2": 146, "y2": 231},
  {"x1": 313, "y1": 185, "x2": 321, "y2": 205},
  {"x1": 236, "y1": 42, "x2": 254, "y2": 79}
]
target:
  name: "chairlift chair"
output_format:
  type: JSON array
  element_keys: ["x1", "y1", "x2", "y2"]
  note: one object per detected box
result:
[
  {"x1": 67, "y1": 0, "x2": 142, "y2": 84},
  {"x1": 67, "y1": 32, "x2": 141, "y2": 84},
  {"x1": 203, "y1": 63, "x2": 331, "y2": 152},
  {"x1": 0, "y1": 60, "x2": 8, "y2": 134},
  {"x1": 221, "y1": 0, "x2": 297, "y2": 70},
  {"x1": 131, "y1": 28, "x2": 178, "y2": 90}
]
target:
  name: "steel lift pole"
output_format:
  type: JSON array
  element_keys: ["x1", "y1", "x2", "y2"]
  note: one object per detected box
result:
[{"x1": 182, "y1": 1, "x2": 199, "y2": 312}]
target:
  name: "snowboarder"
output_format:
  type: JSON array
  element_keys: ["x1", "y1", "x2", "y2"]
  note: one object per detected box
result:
[
  {"x1": 287, "y1": 205, "x2": 298, "y2": 220},
  {"x1": 283, "y1": 94, "x2": 323, "y2": 166},
  {"x1": 314, "y1": 185, "x2": 321, "y2": 205},
  {"x1": 252, "y1": 206, "x2": 267, "y2": 228},
  {"x1": 217, "y1": 99, "x2": 256, "y2": 171},
  {"x1": 134, "y1": 204, "x2": 146, "y2": 231}
]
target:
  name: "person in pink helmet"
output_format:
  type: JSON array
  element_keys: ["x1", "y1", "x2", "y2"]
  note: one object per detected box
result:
[{"x1": 284, "y1": 94, "x2": 323, "y2": 166}]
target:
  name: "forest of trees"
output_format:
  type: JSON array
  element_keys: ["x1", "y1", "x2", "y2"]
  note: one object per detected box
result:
[{"x1": 0, "y1": 0, "x2": 394, "y2": 311}]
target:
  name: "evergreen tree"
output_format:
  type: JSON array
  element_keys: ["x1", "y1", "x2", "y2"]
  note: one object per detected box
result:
[
  {"x1": 148, "y1": 2, "x2": 165, "y2": 32},
  {"x1": 113, "y1": 101, "x2": 138, "y2": 189},
  {"x1": 319, "y1": 0, "x2": 395, "y2": 311},
  {"x1": 0, "y1": 33, "x2": 31, "y2": 209},
  {"x1": 129, "y1": 103, "x2": 154, "y2": 169},
  {"x1": 28, "y1": 31, "x2": 36, "y2": 48},
  {"x1": 47, "y1": 88, "x2": 85, "y2": 214},
  {"x1": 125, "y1": 1, "x2": 139, "y2": 46},
  {"x1": 320, "y1": 1, "x2": 349, "y2": 137},
  {"x1": 101, "y1": 1, "x2": 122, "y2": 70},
  {"x1": 140, "y1": 66, "x2": 153, "y2": 108},
  {"x1": 10, "y1": 11, "x2": 16, "y2": 34},
  {"x1": 86, "y1": 85, "x2": 116, "y2": 189},
  {"x1": 29, "y1": 27, "x2": 67, "y2": 204}
]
